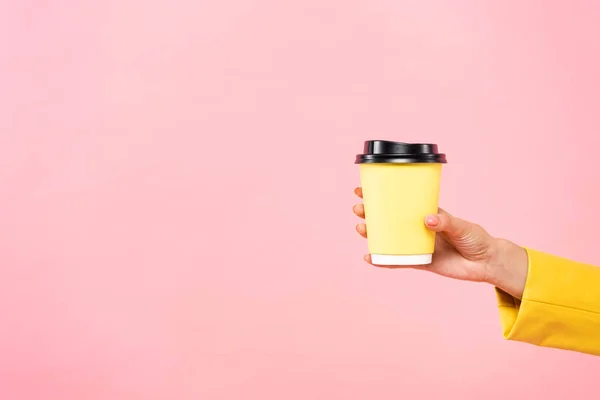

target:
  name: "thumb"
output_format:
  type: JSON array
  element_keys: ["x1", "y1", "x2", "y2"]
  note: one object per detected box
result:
[
  {"x1": 424, "y1": 210, "x2": 492, "y2": 260},
  {"x1": 425, "y1": 211, "x2": 471, "y2": 240}
]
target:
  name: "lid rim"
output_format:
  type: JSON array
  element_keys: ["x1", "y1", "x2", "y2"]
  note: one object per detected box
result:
[
  {"x1": 355, "y1": 156, "x2": 447, "y2": 164},
  {"x1": 355, "y1": 140, "x2": 447, "y2": 164}
]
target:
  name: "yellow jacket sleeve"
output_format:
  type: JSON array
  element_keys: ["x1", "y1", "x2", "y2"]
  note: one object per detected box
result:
[{"x1": 496, "y1": 248, "x2": 600, "y2": 356}]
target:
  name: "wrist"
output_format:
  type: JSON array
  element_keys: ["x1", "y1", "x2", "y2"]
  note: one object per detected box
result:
[{"x1": 486, "y1": 238, "x2": 529, "y2": 299}]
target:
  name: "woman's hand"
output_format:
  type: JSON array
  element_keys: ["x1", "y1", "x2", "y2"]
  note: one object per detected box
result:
[{"x1": 353, "y1": 187, "x2": 529, "y2": 299}]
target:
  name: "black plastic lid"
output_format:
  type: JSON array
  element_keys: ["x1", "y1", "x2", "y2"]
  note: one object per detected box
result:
[{"x1": 355, "y1": 140, "x2": 447, "y2": 164}]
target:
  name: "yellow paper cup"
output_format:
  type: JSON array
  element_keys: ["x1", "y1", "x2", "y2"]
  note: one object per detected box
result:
[{"x1": 355, "y1": 141, "x2": 447, "y2": 265}]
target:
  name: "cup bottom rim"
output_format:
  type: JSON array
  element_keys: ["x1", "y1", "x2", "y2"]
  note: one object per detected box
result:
[{"x1": 370, "y1": 253, "x2": 432, "y2": 266}]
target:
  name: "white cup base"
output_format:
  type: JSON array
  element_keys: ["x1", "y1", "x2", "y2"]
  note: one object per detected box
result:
[{"x1": 370, "y1": 254, "x2": 433, "y2": 266}]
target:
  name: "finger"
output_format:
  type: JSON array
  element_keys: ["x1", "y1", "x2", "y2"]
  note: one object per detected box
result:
[
  {"x1": 352, "y1": 204, "x2": 365, "y2": 218},
  {"x1": 354, "y1": 187, "x2": 363, "y2": 199},
  {"x1": 431, "y1": 209, "x2": 453, "y2": 244},
  {"x1": 424, "y1": 212, "x2": 471, "y2": 240},
  {"x1": 437, "y1": 207, "x2": 451, "y2": 217},
  {"x1": 425, "y1": 214, "x2": 442, "y2": 229},
  {"x1": 356, "y1": 223, "x2": 367, "y2": 238}
]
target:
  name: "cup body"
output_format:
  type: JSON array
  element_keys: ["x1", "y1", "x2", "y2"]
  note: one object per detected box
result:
[{"x1": 359, "y1": 162, "x2": 442, "y2": 265}]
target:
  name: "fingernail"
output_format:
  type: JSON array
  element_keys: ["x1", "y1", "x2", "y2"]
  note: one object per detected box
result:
[{"x1": 425, "y1": 215, "x2": 439, "y2": 226}]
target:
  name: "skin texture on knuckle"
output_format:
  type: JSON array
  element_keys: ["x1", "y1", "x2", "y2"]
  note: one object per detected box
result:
[{"x1": 452, "y1": 224, "x2": 491, "y2": 261}]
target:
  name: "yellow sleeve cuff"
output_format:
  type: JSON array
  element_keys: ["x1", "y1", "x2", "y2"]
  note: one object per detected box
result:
[{"x1": 496, "y1": 248, "x2": 600, "y2": 356}]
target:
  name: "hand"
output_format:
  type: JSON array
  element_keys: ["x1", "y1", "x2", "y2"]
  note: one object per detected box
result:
[{"x1": 352, "y1": 187, "x2": 529, "y2": 299}]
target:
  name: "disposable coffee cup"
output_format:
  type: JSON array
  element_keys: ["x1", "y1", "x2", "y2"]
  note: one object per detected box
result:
[{"x1": 355, "y1": 140, "x2": 447, "y2": 266}]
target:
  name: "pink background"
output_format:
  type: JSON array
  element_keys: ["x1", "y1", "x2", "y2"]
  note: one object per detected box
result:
[{"x1": 2, "y1": 0, "x2": 600, "y2": 399}]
